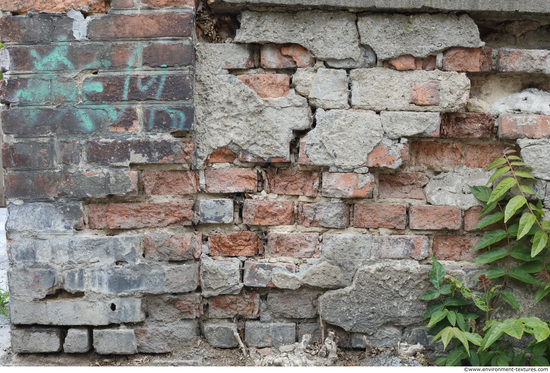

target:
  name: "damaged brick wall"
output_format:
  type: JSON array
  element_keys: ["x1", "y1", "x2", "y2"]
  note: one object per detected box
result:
[{"x1": 1, "y1": 0, "x2": 550, "y2": 355}]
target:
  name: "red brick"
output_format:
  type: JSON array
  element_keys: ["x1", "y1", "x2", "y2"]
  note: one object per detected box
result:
[
  {"x1": 378, "y1": 172, "x2": 429, "y2": 200},
  {"x1": 88, "y1": 201, "x2": 194, "y2": 229},
  {"x1": 238, "y1": 74, "x2": 290, "y2": 98},
  {"x1": 143, "y1": 107, "x2": 194, "y2": 133},
  {"x1": 409, "y1": 205, "x2": 462, "y2": 230},
  {"x1": 146, "y1": 294, "x2": 202, "y2": 321},
  {"x1": 142, "y1": 0, "x2": 194, "y2": 7},
  {"x1": 1, "y1": 0, "x2": 106, "y2": 14},
  {"x1": 499, "y1": 114, "x2": 550, "y2": 139},
  {"x1": 411, "y1": 141, "x2": 462, "y2": 169},
  {"x1": 378, "y1": 235, "x2": 429, "y2": 260},
  {"x1": 209, "y1": 232, "x2": 263, "y2": 257},
  {"x1": 463, "y1": 144, "x2": 509, "y2": 168},
  {"x1": 83, "y1": 74, "x2": 192, "y2": 102},
  {"x1": 261, "y1": 44, "x2": 315, "y2": 68},
  {"x1": 384, "y1": 55, "x2": 416, "y2": 71},
  {"x1": 143, "y1": 233, "x2": 202, "y2": 261},
  {"x1": 366, "y1": 142, "x2": 409, "y2": 169},
  {"x1": 204, "y1": 168, "x2": 257, "y2": 193},
  {"x1": 264, "y1": 168, "x2": 319, "y2": 197},
  {"x1": 441, "y1": 113, "x2": 495, "y2": 139},
  {"x1": 321, "y1": 172, "x2": 374, "y2": 198},
  {"x1": 143, "y1": 43, "x2": 194, "y2": 67},
  {"x1": 142, "y1": 170, "x2": 199, "y2": 196},
  {"x1": 205, "y1": 148, "x2": 237, "y2": 163},
  {"x1": 266, "y1": 232, "x2": 319, "y2": 258},
  {"x1": 410, "y1": 80, "x2": 440, "y2": 106},
  {"x1": 0, "y1": 16, "x2": 74, "y2": 44},
  {"x1": 243, "y1": 262, "x2": 296, "y2": 288},
  {"x1": 421, "y1": 55, "x2": 437, "y2": 70},
  {"x1": 298, "y1": 202, "x2": 349, "y2": 229},
  {"x1": 433, "y1": 236, "x2": 481, "y2": 261},
  {"x1": 354, "y1": 204, "x2": 407, "y2": 229},
  {"x1": 442, "y1": 48, "x2": 492, "y2": 72},
  {"x1": 88, "y1": 13, "x2": 193, "y2": 39},
  {"x1": 2, "y1": 141, "x2": 54, "y2": 170},
  {"x1": 242, "y1": 200, "x2": 295, "y2": 226},
  {"x1": 208, "y1": 294, "x2": 260, "y2": 319},
  {"x1": 111, "y1": 0, "x2": 136, "y2": 8},
  {"x1": 464, "y1": 206, "x2": 505, "y2": 231},
  {"x1": 497, "y1": 49, "x2": 550, "y2": 73}
]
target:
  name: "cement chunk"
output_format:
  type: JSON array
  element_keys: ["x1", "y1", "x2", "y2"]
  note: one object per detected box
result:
[
  {"x1": 11, "y1": 328, "x2": 63, "y2": 353},
  {"x1": 235, "y1": 11, "x2": 361, "y2": 61},
  {"x1": 200, "y1": 255, "x2": 243, "y2": 297},
  {"x1": 358, "y1": 13, "x2": 483, "y2": 60},
  {"x1": 93, "y1": 329, "x2": 137, "y2": 355},
  {"x1": 518, "y1": 139, "x2": 550, "y2": 180},
  {"x1": 293, "y1": 68, "x2": 349, "y2": 109},
  {"x1": 350, "y1": 68, "x2": 470, "y2": 112},
  {"x1": 381, "y1": 111, "x2": 440, "y2": 139},
  {"x1": 491, "y1": 89, "x2": 550, "y2": 116},
  {"x1": 64, "y1": 328, "x2": 91, "y2": 353}
]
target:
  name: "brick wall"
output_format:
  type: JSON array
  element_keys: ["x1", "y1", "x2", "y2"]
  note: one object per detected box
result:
[{"x1": 1, "y1": 0, "x2": 550, "y2": 355}]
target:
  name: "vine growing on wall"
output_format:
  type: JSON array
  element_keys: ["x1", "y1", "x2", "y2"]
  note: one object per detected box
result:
[{"x1": 421, "y1": 149, "x2": 550, "y2": 366}]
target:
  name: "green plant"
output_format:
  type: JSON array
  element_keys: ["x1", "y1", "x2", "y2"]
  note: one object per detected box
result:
[
  {"x1": 0, "y1": 288, "x2": 8, "y2": 317},
  {"x1": 420, "y1": 148, "x2": 550, "y2": 366}
]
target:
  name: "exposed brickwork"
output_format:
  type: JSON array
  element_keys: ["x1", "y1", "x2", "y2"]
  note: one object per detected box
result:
[
  {"x1": 238, "y1": 74, "x2": 290, "y2": 98},
  {"x1": 264, "y1": 168, "x2": 319, "y2": 197},
  {"x1": 433, "y1": 236, "x2": 480, "y2": 261},
  {"x1": 378, "y1": 172, "x2": 429, "y2": 200},
  {"x1": 266, "y1": 232, "x2": 319, "y2": 258},
  {"x1": 209, "y1": 232, "x2": 263, "y2": 257},
  {"x1": 442, "y1": 47, "x2": 492, "y2": 72},
  {"x1": 243, "y1": 200, "x2": 295, "y2": 226},
  {"x1": 354, "y1": 204, "x2": 407, "y2": 229},
  {"x1": 411, "y1": 141, "x2": 462, "y2": 169},
  {"x1": 409, "y1": 206, "x2": 462, "y2": 230},
  {"x1": 441, "y1": 113, "x2": 495, "y2": 138},
  {"x1": 204, "y1": 169, "x2": 257, "y2": 193}
]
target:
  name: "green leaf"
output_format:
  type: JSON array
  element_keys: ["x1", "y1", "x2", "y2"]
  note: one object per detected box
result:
[
  {"x1": 468, "y1": 351, "x2": 481, "y2": 366},
  {"x1": 432, "y1": 326, "x2": 453, "y2": 349},
  {"x1": 511, "y1": 161, "x2": 532, "y2": 168},
  {"x1": 473, "y1": 296, "x2": 490, "y2": 312},
  {"x1": 444, "y1": 297, "x2": 471, "y2": 307},
  {"x1": 464, "y1": 332, "x2": 483, "y2": 346},
  {"x1": 429, "y1": 257, "x2": 446, "y2": 289},
  {"x1": 502, "y1": 319, "x2": 524, "y2": 339},
  {"x1": 472, "y1": 247, "x2": 508, "y2": 264},
  {"x1": 474, "y1": 211, "x2": 504, "y2": 230},
  {"x1": 473, "y1": 230, "x2": 507, "y2": 251},
  {"x1": 479, "y1": 201, "x2": 498, "y2": 217},
  {"x1": 440, "y1": 283, "x2": 452, "y2": 295},
  {"x1": 486, "y1": 157, "x2": 506, "y2": 171},
  {"x1": 520, "y1": 184, "x2": 538, "y2": 196},
  {"x1": 423, "y1": 303, "x2": 445, "y2": 321},
  {"x1": 488, "y1": 177, "x2": 516, "y2": 204},
  {"x1": 504, "y1": 195, "x2": 526, "y2": 223},
  {"x1": 514, "y1": 169, "x2": 535, "y2": 179},
  {"x1": 535, "y1": 285, "x2": 550, "y2": 303},
  {"x1": 501, "y1": 290, "x2": 520, "y2": 312},
  {"x1": 530, "y1": 356, "x2": 550, "y2": 366},
  {"x1": 513, "y1": 353, "x2": 526, "y2": 367},
  {"x1": 533, "y1": 343, "x2": 547, "y2": 357},
  {"x1": 470, "y1": 186, "x2": 492, "y2": 202},
  {"x1": 419, "y1": 289, "x2": 441, "y2": 301},
  {"x1": 521, "y1": 317, "x2": 550, "y2": 342},
  {"x1": 483, "y1": 267, "x2": 507, "y2": 279},
  {"x1": 446, "y1": 347, "x2": 468, "y2": 366},
  {"x1": 517, "y1": 213, "x2": 536, "y2": 240},
  {"x1": 482, "y1": 322, "x2": 505, "y2": 350},
  {"x1": 457, "y1": 313, "x2": 468, "y2": 332},
  {"x1": 509, "y1": 267, "x2": 540, "y2": 285},
  {"x1": 519, "y1": 260, "x2": 544, "y2": 273},
  {"x1": 532, "y1": 230, "x2": 548, "y2": 257},
  {"x1": 447, "y1": 310, "x2": 457, "y2": 326},
  {"x1": 435, "y1": 356, "x2": 447, "y2": 366},
  {"x1": 451, "y1": 328, "x2": 470, "y2": 356},
  {"x1": 510, "y1": 245, "x2": 541, "y2": 262},
  {"x1": 487, "y1": 166, "x2": 511, "y2": 185},
  {"x1": 428, "y1": 309, "x2": 449, "y2": 327}
]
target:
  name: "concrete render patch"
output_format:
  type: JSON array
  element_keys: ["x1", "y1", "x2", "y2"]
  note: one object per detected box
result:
[
  {"x1": 211, "y1": 0, "x2": 550, "y2": 14},
  {"x1": 518, "y1": 139, "x2": 550, "y2": 180},
  {"x1": 491, "y1": 89, "x2": 550, "y2": 116}
]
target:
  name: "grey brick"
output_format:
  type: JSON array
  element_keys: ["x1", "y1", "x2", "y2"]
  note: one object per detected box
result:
[
  {"x1": 203, "y1": 322, "x2": 239, "y2": 348},
  {"x1": 7, "y1": 202, "x2": 83, "y2": 234},
  {"x1": 93, "y1": 329, "x2": 137, "y2": 355},
  {"x1": 11, "y1": 327, "x2": 62, "y2": 353},
  {"x1": 245, "y1": 322, "x2": 296, "y2": 347},
  {"x1": 200, "y1": 255, "x2": 242, "y2": 297},
  {"x1": 64, "y1": 328, "x2": 91, "y2": 353},
  {"x1": 135, "y1": 322, "x2": 199, "y2": 353},
  {"x1": 198, "y1": 199, "x2": 234, "y2": 224},
  {"x1": 267, "y1": 293, "x2": 318, "y2": 319}
]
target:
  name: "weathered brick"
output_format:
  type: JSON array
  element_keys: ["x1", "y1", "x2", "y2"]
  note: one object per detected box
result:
[
  {"x1": 497, "y1": 49, "x2": 550, "y2": 73},
  {"x1": 409, "y1": 205, "x2": 462, "y2": 230},
  {"x1": 383, "y1": 55, "x2": 416, "y2": 70},
  {"x1": 366, "y1": 142, "x2": 409, "y2": 169},
  {"x1": 142, "y1": 107, "x2": 194, "y2": 132},
  {"x1": 499, "y1": 114, "x2": 550, "y2": 139},
  {"x1": 243, "y1": 262, "x2": 296, "y2": 288},
  {"x1": 266, "y1": 232, "x2": 319, "y2": 258},
  {"x1": 11, "y1": 328, "x2": 63, "y2": 353},
  {"x1": 209, "y1": 232, "x2": 262, "y2": 257},
  {"x1": 94, "y1": 329, "x2": 137, "y2": 355},
  {"x1": 83, "y1": 74, "x2": 192, "y2": 102},
  {"x1": 261, "y1": 44, "x2": 315, "y2": 68},
  {"x1": 135, "y1": 323, "x2": 198, "y2": 353},
  {"x1": 208, "y1": 294, "x2": 260, "y2": 319},
  {"x1": 0, "y1": 15, "x2": 74, "y2": 43},
  {"x1": 88, "y1": 201, "x2": 194, "y2": 229},
  {"x1": 410, "y1": 80, "x2": 440, "y2": 106},
  {"x1": 463, "y1": 144, "x2": 509, "y2": 168},
  {"x1": 9, "y1": 266, "x2": 57, "y2": 299},
  {"x1": 354, "y1": 204, "x2": 407, "y2": 229},
  {"x1": 411, "y1": 141, "x2": 462, "y2": 169},
  {"x1": 243, "y1": 200, "x2": 295, "y2": 226},
  {"x1": 321, "y1": 172, "x2": 374, "y2": 199},
  {"x1": 1, "y1": 76, "x2": 77, "y2": 106},
  {"x1": 204, "y1": 168, "x2": 257, "y2": 193},
  {"x1": 267, "y1": 294, "x2": 318, "y2": 319},
  {"x1": 239, "y1": 151, "x2": 291, "y2": 163},
  {"x1": 1, "y1": 0, "x2": 106, "y2": 13},
  {"x1": 297, "y1": 202, "x2": 350, "y2": 229},
  {"x1": 146, "y1": 294, "x2": 202, "y2": 321},
  {"x1": 378, "y1": 235, "x2": 429, "y2": 260},
  {"x1": 198, "y1": 199, "x2": 234, "y2": 224},
  {"x1": 205, "y1": 148, "x2": 237, "y2": 163},
  {"x1": 64, "y1": 328, "x2": 91, "y2": 354},
  {"x1": 203, "y1": 323, "x2": 239, "y2": 348},
  {"x1": 142, "y1": 170, "x2": 199, "y2": 196},
  {"x1": 7, "y1": 202, "x2": 84, "y2": 233},
  {"x1": 264, "y1": 168, "x2": 319, "y2": 197},
  {"x1": 378, "y1": 172, "x2": 429, "y2": 200},
  {"x1": 245, "y1": 322, "x2": 296, "y2": 347},
  {"x1": 441, "y1": 113, "x2": 495, "y2": 139},
  {"x1": 442, "y1": 47, "x2": 492, "y2": 72},
  {"x1": 88, "y1": 13, "x2": 193, "y2": 39},
  {"x1": 57, "y1": 140, "x2": 81, "y2": 165},
  {"x1": 143, "y1": 233, "x2": 201, "y2": 261},
  {"x1": 238, "y1": 74, "x2": 290, "y2": 98},
  {"x1": 200, "y1": 256, "x2": 242, "y2": 297},
  {"x1": 433, "y1": 236, "x2": 480, "y2": 261},
  {"x1": 464, "y1": 206, "x2": 505, "y2": 231},
  {"x1": 142, "y1": 0, "x2": 194, "y2": 7},
  {"x1": 2, "y1": 141, "x2": 55, "y2": 170}
]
